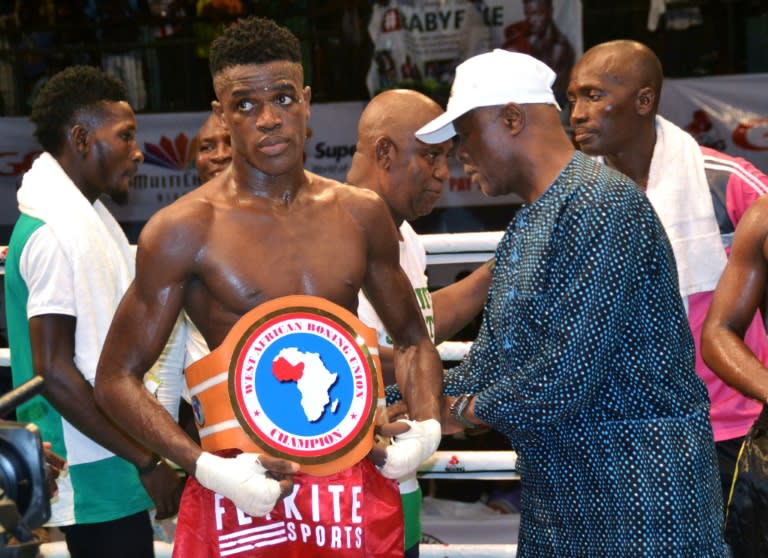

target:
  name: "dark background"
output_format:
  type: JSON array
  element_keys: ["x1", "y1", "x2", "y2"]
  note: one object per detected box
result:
[{"x1": 0, "y1": 0, "x2": 766, "y2": 116}]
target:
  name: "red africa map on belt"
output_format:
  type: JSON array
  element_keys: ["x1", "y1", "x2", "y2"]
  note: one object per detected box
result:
[{"x1": 273, "y1": 356, "x2": 305, "y2": 381}]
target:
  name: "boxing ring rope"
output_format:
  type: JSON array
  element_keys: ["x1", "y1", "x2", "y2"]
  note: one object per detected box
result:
[
  {"x1": 422, "y1": 231, "x2": 504, "y2": 266},
  {"x1": 421, "y1": 545, "x2": 517, "y2": 557},
  {"x1": 33, "y1": 541, "x2": 517, "y2": 558},
  {"x1": 4, "y1": 232, "x2": 516, "y2": 556},
  {"x1": 418, "y1": 450, "x2": 519, "y2": 555},
  {"x1": 418, "y1": 451, "x2": 518, "y2": 480},
  {"x1": 423, "y1": 231, "x2": 502, "y2": 364}
]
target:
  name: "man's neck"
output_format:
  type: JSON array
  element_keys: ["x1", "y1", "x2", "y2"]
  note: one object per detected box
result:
[
  {"x1": 604, "y1": 126, "x2": 657, "y2": 191},
  {"x1": 231, "y1": 160, "x2": 308, "y2": 202},
  {"x1": 56, "y1": 153, "x2": 98, "y2": 204}
]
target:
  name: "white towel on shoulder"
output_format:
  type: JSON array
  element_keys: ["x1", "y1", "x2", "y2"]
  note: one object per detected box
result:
[
  {"x1": 645, "y1": 116, "x2": 727, "y2": 298},
  {"x1": 17, "y1": 152, "x2": 134, "y2": 384}
]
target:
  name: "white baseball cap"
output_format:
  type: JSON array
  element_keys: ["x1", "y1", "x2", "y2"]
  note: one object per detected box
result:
[{"x1": 415, "y1": 49, "x2": 561, "y2": 144}]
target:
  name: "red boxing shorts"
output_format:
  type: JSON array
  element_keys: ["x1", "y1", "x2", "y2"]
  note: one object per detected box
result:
[{"x1": 173, "y1": 450, "x2": 404, "y2": 558}]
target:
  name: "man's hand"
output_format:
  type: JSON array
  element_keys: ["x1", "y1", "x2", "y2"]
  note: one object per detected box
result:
[
  {"x1": 389, "y1": 396, "x2": 472, "y2": 436},
  {"x1": 195, "y1": 452, "x2": 298, "y2": 517},
  {"x1": 42, "y1": 441, "x2": 66, "y2": 497},
  {"x1": 139, "y1": 461, "x2": 184, "y2": 520},
  {"x1": 385, "y1": 400, "x2": 410, "y2": 422},
  {"x1": 368, "y1": 419, "x2": 411, "y2": 467},
  {"x1": 379, "y1": 418, "x2": 441, "y2": 479},
  {"x1": 442, "y1": 395, "x2": 469, "y2": 436}
]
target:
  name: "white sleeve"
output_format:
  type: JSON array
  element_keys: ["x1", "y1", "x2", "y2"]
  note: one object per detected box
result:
[
  {"x1": 20, "y1": 226, "x2": 76, "y2": 318},
  {"x1": 357, "y1": 291, "x2": 389, "y2": 348},
  {"x1": 399, "y1": 222, "x2": 427, "y2": 274},
  {"x1": 183, "y1": 314, "x2": 210, "y2": 367},
  {"x1": 145, "y1": 314, "x2": 187, "y2": 420}
]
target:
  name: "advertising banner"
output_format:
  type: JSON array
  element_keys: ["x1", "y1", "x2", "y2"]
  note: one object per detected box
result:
[
  {"x1": 366, "y1": 0, "x2": 582, "y2": 108},
  {"x1": 1, "y1": 74, "x2": 767, "y2": 241},
  {"x1": 0, "y1": 104, "x2": 366, "y2": 241},
  {"x1": 659, "y1": 73, "x2": 768, "y2": 173},
  {"x1": 365, "y1": 0, "x2": 582, "y2": 210}
]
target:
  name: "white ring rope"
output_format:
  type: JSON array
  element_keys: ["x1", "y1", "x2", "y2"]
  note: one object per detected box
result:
[
  {"x1": 421, "y1": 544, "x2": 517, "y2": 557},
  {"x1": 420, "y1": 231, "x2": 503, "y2": 362},
  {"x1": 423, "y1": 232, "x2": 503, "y2": 266},
  {"x1": 421, "y1": 231, "x2": 504, "y2": 257},
  {"x1": 418, "y1": 450, "x2": 518, "y2": 479},
  {"x1": 0, "y1": 333, "x2": 474, "y2": 370}
]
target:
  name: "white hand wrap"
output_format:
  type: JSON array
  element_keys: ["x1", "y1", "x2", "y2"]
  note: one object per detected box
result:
[
  {"x1": 195, "y1": 452, "x2": 281, "y2": 517},
  {"x1": 380, "y1": 418, "x2": 441, "y2": 480}
]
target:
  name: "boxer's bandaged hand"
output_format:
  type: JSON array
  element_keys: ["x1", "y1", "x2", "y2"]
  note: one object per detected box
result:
[
  {"x1": 195, "y1": 452, "x2": 281, "y2": 517},
  {"x1": 380, "y1": 419, "x2": 441, "y2": 479}
]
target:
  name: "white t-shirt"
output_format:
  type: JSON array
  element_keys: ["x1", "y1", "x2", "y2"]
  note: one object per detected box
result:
[
  {"x1": 357, "y1": 221, "x2": 435, "y2": 347},
  {"x1": 21, "y1": 226, "x2": 77, "y2": 318}
]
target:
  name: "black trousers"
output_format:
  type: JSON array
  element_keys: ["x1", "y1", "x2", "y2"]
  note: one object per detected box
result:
[
  {"x1": 716, "y1": 436, "x2": 744, "y2": 512},
  {"x1": 60, "y1": 510, "x2": 154, "y2": 558}
]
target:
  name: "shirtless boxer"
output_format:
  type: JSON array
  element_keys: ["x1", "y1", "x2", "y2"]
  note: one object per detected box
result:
[{"x1": 94, "y1": 16, "x2": 442, "y2": 558}]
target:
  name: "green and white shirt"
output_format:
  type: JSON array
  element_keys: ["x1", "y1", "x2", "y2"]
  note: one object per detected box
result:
[{"x1": 4, "y1": 215, "x2": 152, "y2": 526}]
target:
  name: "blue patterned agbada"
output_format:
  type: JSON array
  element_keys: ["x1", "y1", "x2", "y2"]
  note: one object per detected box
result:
[{"x1": 396, "y1": 152, "x2": 729, "y2": 557}]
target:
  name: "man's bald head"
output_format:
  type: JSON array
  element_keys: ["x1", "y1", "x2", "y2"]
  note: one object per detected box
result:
[
  {"x1": 348, "y1": 89, "x2": 451, "y2": 224},
  {"x1": 578, "y1": 40, "x2": 663, "y2": 111},
  {"x1": 568, "y1": 40, "x2": 665, "y2": 182},
  {"x1": 355, "y1": 89, "x2": 444, "y2": 152}
]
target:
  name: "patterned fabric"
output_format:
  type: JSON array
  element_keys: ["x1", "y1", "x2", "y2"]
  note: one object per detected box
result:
[{"x1": 443, "y1": 152, "x2": 728, "y2": 557}]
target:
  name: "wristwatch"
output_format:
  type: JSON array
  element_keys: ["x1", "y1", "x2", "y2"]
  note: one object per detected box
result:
[
  {"x1": 449, "y1": 394, "x2": 477, "y2": 430},
  {"x1": 136, "y1": 452, "x2": 164, "y2": 475}
]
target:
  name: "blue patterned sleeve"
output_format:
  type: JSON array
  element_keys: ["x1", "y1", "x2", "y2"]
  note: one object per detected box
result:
[
  {"x1": 472, "y1": 195, "x2": 675, "y2": 435},
  {"x1": 384, "y1": 383, "x2": 402, "y2": 406},
  {"x1": 443, "y1": 308, "x2": 499, "y2": 397}
]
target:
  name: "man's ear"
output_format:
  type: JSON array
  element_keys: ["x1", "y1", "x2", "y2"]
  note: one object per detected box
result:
[
  {"x1": 375, "y1": 137, "x2": 394, "y2": 170},
  {"x1": 211, "y1": 100, "x2": 224, "y2": 119},
  {"x1": 211, "y1": 100, "x2": 229, "y2": 131},
  {"x1": 70, "y1": 124, "x2": 89, "y2": 156},
  {"x1": 303, "y1": 85, "x2": 312, "y2": 122},
  {"x1": 636, "y1": 86, "x2": 655, "y2": 116},
  {"x1": 501, "y1": 103, "x2": 525, "y2": 136}
]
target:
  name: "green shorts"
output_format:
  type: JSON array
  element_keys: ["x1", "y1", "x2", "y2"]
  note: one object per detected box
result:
[{"x1": 401, "y1": 485, "x2": 423, "y2": 550}]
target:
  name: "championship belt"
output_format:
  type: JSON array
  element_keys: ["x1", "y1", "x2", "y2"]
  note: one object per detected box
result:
[{"x1": 185, "y1": 295, "x2": 384, "y2": 476}]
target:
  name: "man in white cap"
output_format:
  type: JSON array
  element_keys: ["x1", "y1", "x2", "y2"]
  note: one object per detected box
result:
[{"x1": 403, "y1": 49, "x2": 729, "y2": 556}]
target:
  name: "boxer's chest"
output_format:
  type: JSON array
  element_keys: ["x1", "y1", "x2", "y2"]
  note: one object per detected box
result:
[{"x1": 197, "y1": 211, "x2": 368, "y2": 315}]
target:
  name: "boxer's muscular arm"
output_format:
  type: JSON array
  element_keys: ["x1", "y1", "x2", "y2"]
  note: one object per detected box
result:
[
  {"x1": 95, "y1": 206, "x2": 204, "y2": 474},
  {"x1": 375, "y1": 262, "x2": 493, "y2": 385},
  {"x1": 97, "y1": 200, "x2": 296, "y2": 518},
  {"x1": 358, "y1": 196, "x2": 443, "y2": 422},
  {"x1": 702, "y1": 197, "x2": 768, "y2": 403}
]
